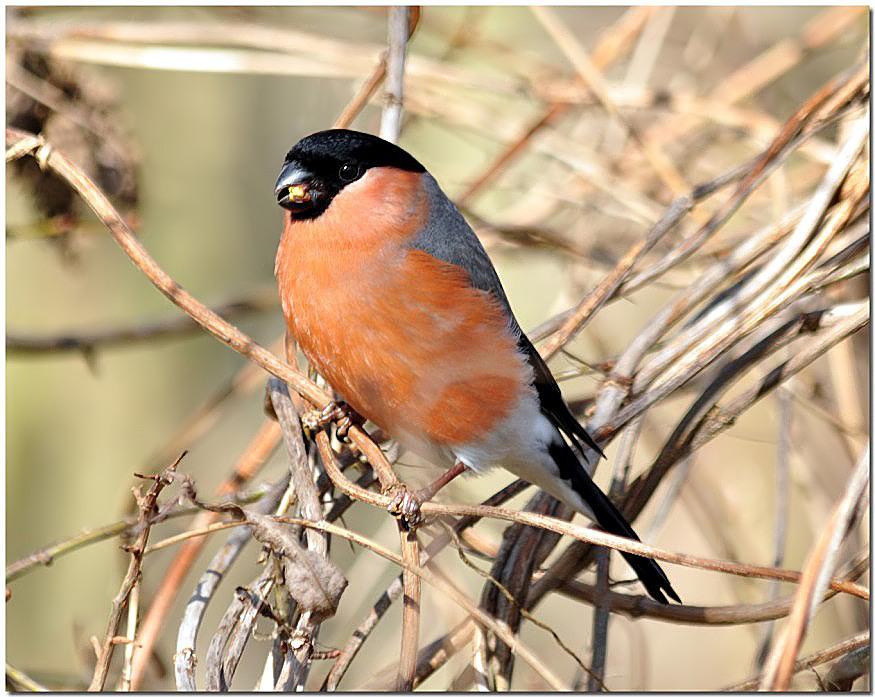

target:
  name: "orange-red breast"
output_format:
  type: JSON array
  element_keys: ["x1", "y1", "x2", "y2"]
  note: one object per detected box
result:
[{"x1": 274, "y1": 129, "x2": 679, "y2": 604}]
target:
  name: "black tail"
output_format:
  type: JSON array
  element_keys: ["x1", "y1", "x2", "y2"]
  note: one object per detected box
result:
[{"x1": 549, "y1": 441, "x2": 681, "y2": 604}]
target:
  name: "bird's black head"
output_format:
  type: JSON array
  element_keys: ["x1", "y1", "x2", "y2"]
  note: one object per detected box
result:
[{"x1": 275, "y1": 129, "x2": 426, "y2": 220}]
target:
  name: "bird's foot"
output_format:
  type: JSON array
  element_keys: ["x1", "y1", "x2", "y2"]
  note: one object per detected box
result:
[
  {"x1": 386, "y1": 484, "x2": 423, "y2": 531},
  {"x1": 385, "y1": 462, "x2": 469, "y2": 531},
  {"x1": 302, "y1": 400, "x2": 363, "y2": 440}
]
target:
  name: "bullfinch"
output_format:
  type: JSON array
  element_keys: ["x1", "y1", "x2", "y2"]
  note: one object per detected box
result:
[{"x1": 274, "y1": 129, "x2": 679, "y2": 604}]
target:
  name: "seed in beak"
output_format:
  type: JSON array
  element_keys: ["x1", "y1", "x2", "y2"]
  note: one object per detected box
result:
[{"x1": 288, "y1": 184, "x2": 310, "y2": 203}]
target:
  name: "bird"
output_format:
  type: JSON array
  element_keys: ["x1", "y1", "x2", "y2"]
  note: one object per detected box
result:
[{"x1": 274, "y1": 128, "x2": 680, "y2": 604}]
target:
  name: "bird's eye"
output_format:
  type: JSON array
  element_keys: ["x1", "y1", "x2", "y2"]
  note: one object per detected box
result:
[{"x1": 338, "y1": 162, "x2": 361, "y2": 183}]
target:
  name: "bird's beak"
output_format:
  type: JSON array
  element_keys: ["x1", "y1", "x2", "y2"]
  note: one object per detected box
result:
[{"x1": 275, "y1": 161, "x2": 315, "y2": 212}]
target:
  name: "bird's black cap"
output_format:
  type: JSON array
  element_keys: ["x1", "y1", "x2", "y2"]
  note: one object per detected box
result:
[
  {"x1": 287, "y1": 129, "x2": 426, "y2": 174},
  {"x1": 275, "y1": 129, "x2": 425, "y2": 218}
]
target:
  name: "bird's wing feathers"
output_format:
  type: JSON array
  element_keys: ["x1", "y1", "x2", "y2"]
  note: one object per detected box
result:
[
  {"x1": 517, "y1": 331, "x2": 605, "y2": 461},
  {"x1": 410, "y1": 174, "x2": 603, "y2": 461},
  {"x1": 409, "y1": 174, "x2": 512, "y2": 310}
]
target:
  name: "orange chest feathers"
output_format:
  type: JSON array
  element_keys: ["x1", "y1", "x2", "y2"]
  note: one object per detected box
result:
[{"x1": 274, "y1": 168, "x2": 529, "y2": 449}]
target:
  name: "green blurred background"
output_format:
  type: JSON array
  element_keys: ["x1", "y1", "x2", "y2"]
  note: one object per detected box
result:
[{"x1": 6, "y1": 6, "x2": 869, "y2": 690}]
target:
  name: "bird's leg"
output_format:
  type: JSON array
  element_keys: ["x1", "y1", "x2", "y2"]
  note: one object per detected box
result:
[
  {"x1": 302, "y1": 400, "x2": 364, "y2": 440},
  {"x1": 419, "y1": 460, "x2": 471, "y2": 501},
  {"x1": 387, "y1": 460, "x2": 469, "y2": 530}
]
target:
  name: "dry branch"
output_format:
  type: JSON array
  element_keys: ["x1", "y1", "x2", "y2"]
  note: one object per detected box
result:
[
  {"x1": 823, "y1": 644, "x2": 870, "y2": 691},
  {"x1": 315, "y1": 431, "x2": 870, "y2": 598},
  {"x1": 556, "y1": 554, "x2": 869, "y2": 627},
  {"x1": 7, "y1": 288, "x2": 277, "y2": 356},
  {"x1": 6, "y1": 11, "x2": 869, "y2": 691},
  {"x1": 174, "y1": 476, "x2": 288, "y2": 690},
  {"x1": 726, "y1": 631, "x2": 870, "y2": 691},
  {"x1": 267, "y1": 378, "x2": 333, "y2": 690},
  {"x1": 321, "y1": 479, "x2": 529, "y2": 690},
  {"x1": 88, "y1": 454, "x2": 184, "y2": 691},
  {"x1": 128, "y1": 420, "x2": 280, "y2": 689},
  {"x1": 6, "y1": 663, "x2": 50, "y2": 692},
  {"x1": 759, "y1": 444, "x2": 870, "y2": 690}
]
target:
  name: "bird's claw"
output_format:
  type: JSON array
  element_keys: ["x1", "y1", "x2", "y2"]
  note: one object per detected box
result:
[
  {"x1": 386, "y1": 485, "x2": 423, "y2": 531},
  {"x1": 302, "y1": 400, "x2": 362, "y2": 441}
]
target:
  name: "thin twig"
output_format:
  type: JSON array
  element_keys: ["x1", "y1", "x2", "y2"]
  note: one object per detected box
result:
[
  {"x1": 8, "y1": 520, "x2": 135, "y2": 583},
  {"x1": 587, "y1": 418, "x2": 642, "y2": 690},
  {"x1": 340, "y1": 7, "x2": 419, "y2": 131},
  {"x1": 756, "y1": 385, "x2": 794, "y2": 666},
  {"x1": 398, "y1": 530, "x2": 422, "y2": 691},
  {"x1": 379, "y1": 6, "x2": 410, "y2": 144},
  {"x1": 554, "y1": 554, "x2": 869, "y2": 627},
  {"x1": 173, "y1": 475, "x2": 287, "y2": 690},
  {"x1": 314, "y1": 431, "x2": 870, "y2": 598},
  {"x1": 6, "y1": 663, "x2": 49, "y2": 692},
  {"x1": 5, "y1": 485, "x2": 269, "y2": 583},
  {"x1": 88, "y1": 454, "x2": 183, "y2": 691},
  {"x1": 725, "y1": 631, "x2": 870, "y2": 691},
  {"x1": 128, "y1": 420, "x2": 280, "y2": 689},
  {"x1": 118, "y1": 583, "x2": 139, "y2": 691},
  {"x1": 7, "y1": 288, "x2": 277, "y2": 356},
  {"x1": 759, "y1": 444, "x2": 870, "y2": 690}
]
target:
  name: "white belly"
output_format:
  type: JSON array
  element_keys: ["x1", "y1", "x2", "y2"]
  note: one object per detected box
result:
[{"x1": 449, "y1": 388, "x2": 597, "y2": 521}]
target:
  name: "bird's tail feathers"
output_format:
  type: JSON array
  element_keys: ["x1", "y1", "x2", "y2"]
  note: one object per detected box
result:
[{"x1": 548, "y1": 440, "x2": 681, "y2": 604}]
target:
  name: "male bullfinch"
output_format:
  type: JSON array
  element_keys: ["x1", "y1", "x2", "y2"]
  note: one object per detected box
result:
[{"x1": 274, "y1": 129, "x2": 680, "y2": 604}]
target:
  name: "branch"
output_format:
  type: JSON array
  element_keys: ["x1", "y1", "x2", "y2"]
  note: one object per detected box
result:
[
  {"x1": 268, "y1": 378, "x2": 329, "y2": 690},
  {"x1": 725, "y1": 631, "x2": 869, "y2": 691},
  {"x1": 322, "y1": 479, "x2": 529, "y2": 690},
  {"x1": 173, "y1": 475, "x2": 287, "y2": 690},
  {"x1": 7, "y1": 288, "x2": 277, "y2": 356},
  {"x1": 128, "y1": 419, "x2": 280, "y2": 689},
  {"x1": 88, "y1": 454, "x2": 183, "y2": 691},
  {"x1": 6, "y1": 662, "x2": 50, "y2": 692},
  {"x1": 759, "y1": 444, "x2": 870, "y2": 689},
  {"x1": 379, "y1": 6, "x2": 410, "y2": 144},
  {"x1": 587, "y1": 418, "x2": 641, "y2": 689},
  {"x1": 554, "y1": 554, "x2": 869, "y2": 626},
  {"x1": 314, "y1": 430, "x2": 869, "y2": 599},
  {"x1": 823, "y1": 645, "x2": 870, "y2": 691}
]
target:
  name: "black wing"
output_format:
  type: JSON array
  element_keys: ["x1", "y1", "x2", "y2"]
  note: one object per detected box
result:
[{"x1": 517, "y1": 331, "x2": 605, "y2": 462}]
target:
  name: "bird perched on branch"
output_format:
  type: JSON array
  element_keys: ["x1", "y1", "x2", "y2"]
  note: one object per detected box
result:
[{"x1": 274, "y1": 129, "x2": 679, "y2": 604}]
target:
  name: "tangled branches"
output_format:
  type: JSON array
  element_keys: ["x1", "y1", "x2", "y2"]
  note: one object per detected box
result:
[{"x1": 6, "y1": 7, "x2": 870, "y2": 692}]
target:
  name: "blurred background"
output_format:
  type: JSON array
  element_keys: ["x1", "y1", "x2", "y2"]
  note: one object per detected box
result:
[{"x1": 6, "y1": 5, "x2": 869, "y2": 691}]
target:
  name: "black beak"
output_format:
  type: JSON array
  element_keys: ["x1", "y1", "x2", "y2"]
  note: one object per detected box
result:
[{"x1": 275, "y1": 161, "x2": 314, "y2": 212}]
